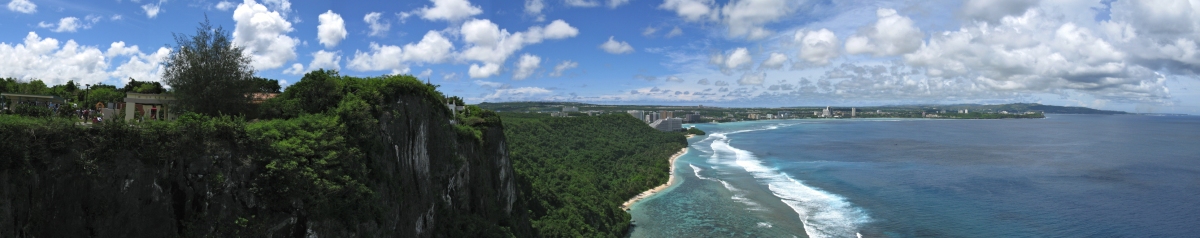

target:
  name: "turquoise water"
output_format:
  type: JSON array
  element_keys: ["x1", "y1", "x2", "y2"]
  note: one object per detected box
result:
[{"x1": 628, "y1": 115, "x2": 1200, "y2": 237}]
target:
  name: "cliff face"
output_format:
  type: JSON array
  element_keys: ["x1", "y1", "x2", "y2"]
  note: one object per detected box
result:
[{"x1": 0, "y1": 94, "x2": 528, "y2": 237}]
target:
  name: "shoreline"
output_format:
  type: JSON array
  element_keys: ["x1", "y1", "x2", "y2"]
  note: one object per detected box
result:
[{"x1": 622, "y1": 146, "x2": 688, "y2": 211}]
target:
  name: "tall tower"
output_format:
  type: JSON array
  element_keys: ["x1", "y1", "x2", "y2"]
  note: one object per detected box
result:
[{"x1": 852, "y1": 108, "x2": 856, "y2": 117}]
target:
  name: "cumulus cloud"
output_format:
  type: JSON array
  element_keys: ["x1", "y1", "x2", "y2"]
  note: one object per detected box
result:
[
  {"x1": 38, "y1": 17, "x2": 90, "y2": 33},
  {"x1": 551, "y1": 60, "x2": 578, "y2": 77},
  {"x1": 7, "y1": 0, "x2": 36, "y2": 13},
  {"x1": 418, "y1": 68, "x2": 432, "y2": 78},
  {"x1": 710, "y1": 47, "x2": 751, "y2": 74},
  {"x1": 666, "y1": 76, "x2": 684, "y2": 82},
  {"x1": 308, "y1": 50, "x2": 341, "y2": 71},
  {"x1": 142, "y1": 1, "x2": 164, "y2": 18},
  {"x1": 469, "y1": 63, "x2": 501, "y2": 78},
  {"x1": 721, "y1": 0, "x2": 796, "y2": 40},
  {"x1": 697, "y1": 78, "x2": 709, "y2": 85},
  {"x1": 761, "y1": 52, "x2": 787, "y2": 70},
  {"x1": 317, "y1": 10, "x2": 347, "y2": 48},
  {"x1": 513, "y1": 54, "x2": 541, "y2": 80},
  {"x1": 348, "y1": 30, "x2": 454, "y2": 74},
  {"x1": 233, "y1": 0, "x2": 298, "y2": 70},
  {"x1": 961, "y1": 0, "x2": 1037, "y2": 23},
  {"x1": 795, "y1": 28, "x2": 839, "y2": 65},
  {"x1": 1108, "y1": 0, "x2": 1200, "y2": 74},
  {"x1": 600, "y1": 36, "x2": 634, "y2": 54},
  {"x1": 364, "y1": 12, "x2": 390, "y2": 37},
  {"x1": 737, "y1": 71, "x2": 765, "y2": 85},
  {"x1": 458, "y1": 19, "x2": 579, "y2": 77},
  {"x1": 525, "y1": 0, "x2": 545, "y2": 21},
  {"x1": 660, "y1": 0, "x2": 718, "y2": 22},
  {"x1": 417, "y1": 0, "x2": 482, "y2": 22},
  {"x1": 215, "y1": 1, "x2": 236, "y2": 11},
  {"x1": 903, "y1": 9, "x2": 1169, "y2": 102},
  {"x1": 714, "y1": 80, "x2": 728, "y2": 86},
  {"x1": 845, "y1": 8, "x2": 924, "y2": 56},
  {"x1": 474, "y1": 80, "x2": 503, "y2": 88},
  {"x1": 0, "y1": 32, "x2": 170, "y2": 86}
]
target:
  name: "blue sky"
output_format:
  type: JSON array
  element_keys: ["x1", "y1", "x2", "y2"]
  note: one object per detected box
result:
[{"x1": 3, "y1": 0, "x2": 1200, "y2": 114}]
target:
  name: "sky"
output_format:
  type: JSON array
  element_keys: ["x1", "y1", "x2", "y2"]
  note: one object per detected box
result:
[{"x1": 3, "y1": 0, "x2": 1200, "y2": 114}]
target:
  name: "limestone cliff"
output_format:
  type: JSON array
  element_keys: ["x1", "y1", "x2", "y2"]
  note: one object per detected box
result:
[{"x1": 0, "y1": 93, "x2": 530, "y2": 237}]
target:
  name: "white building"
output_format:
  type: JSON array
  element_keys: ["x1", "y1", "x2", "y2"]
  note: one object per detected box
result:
[
  {"x1": 821, "y1": 106, "x2": 831, "y2": 118},
  {"x1": 628, "y1": 110, "x2": 644, "y2": 121},
  {"x1": 649, "y1": 118, "x2": 683, "y2": 132}
]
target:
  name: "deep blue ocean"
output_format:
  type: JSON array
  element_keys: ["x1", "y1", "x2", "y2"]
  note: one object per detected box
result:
[{"x1": 628, "y1": 114, "x2": 1200, "y2": 237}]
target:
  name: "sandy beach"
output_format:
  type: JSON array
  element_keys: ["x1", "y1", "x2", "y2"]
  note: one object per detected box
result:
[{"x1": 622, "y1": 147, "x2": 688, "y2": 210}]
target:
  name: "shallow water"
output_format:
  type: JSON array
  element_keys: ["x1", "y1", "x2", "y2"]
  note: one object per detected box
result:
[{"x1": 628, "y1": 115, "x2": 1200, "y2": 237}]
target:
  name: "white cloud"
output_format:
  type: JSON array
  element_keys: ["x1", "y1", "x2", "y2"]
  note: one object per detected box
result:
[
  {"x1": 600, "y1": 36, "x2": 634, "y2": 54},
  {"x1": 543, "y1": 20, "x2": 580, "y2": 39},
  {"x1": 317, "y1": 10, "x2": 347, "y2": 48},
  {"x1": 666, "y1": 76, "x2": 684, "y2": 82},
  {"x1": 711, "y1": 47, "x2": 751, "y2": 73},
  {"x1": 796, "y1": 28, "x2": 839, "y2": 65},
  {"x1": 845, "y1": 8, "x2": 924, "y2": 56},
  {"x1": 142, "y1": 1, "x2": 163, "y2": 18},
  {"x1": 666, "y1": 26, "x2": 683, "y2": 38},
  {"x1": 259, "y1": 0, "x2": 292, "y2": 15},
  {"x1": 550, "y1": 60, "x2": 578, "y2": 77},
  {"x1": 308, "y1": 50, "x2": 341, "y2": 71},
  {"x1": 478, "y1": 86, "x2": 552, "y2": 101},
  {"x1": 469, "y1": 62, "x2": 501, "y2": 78},
  {"x1": 643, "y1": 26, "x2": 659, "y2": 37},
  {"x1": 458, "y1": 19, "x2": 578, "y2": 75},
  {"x1": 564, "y1": 0, "x2": 598, "y2": 7},
  {"x1": 473, "y1": 79, "x2": 502, "y2": 88},
  {"x1": 111, "y1": 14, "x2": 123, "y2": 20},
  {"x1": 608, "y1": 0, "x2": 629, "y2": 8},
  {"x1": 417, "y1": 0, "x2": 482, "y2": 22},
  {"x1": 737, "y1": 72, "x2": 765, "y2": 85},
  {"x1": 282, "y1": 63, "x2": 304, "y2": 75},
  {"x1": 903, "y1": 9, "x2": 1169, "y2": 102},
  {"x1": 525, "y1": 0, "x2": 545, "y2": 21},
  {"x1": 660, "y1": 0, "x2": 717, "y2": 22},
  {"x1": 348, "y1": 30, "x2": 454, "y2": 73},
  {"x1": 215, "y1": 1, "x2": 235, "y2": 11},
  {"x1": 0, "y1": 32, "x2": 171, "y2": 86},
  {"x1": 761, "y1": 52, "x2": 787, "y2": 70},
  {"x1": 513, "y1": 54, "x2": 541, "y2": 80},
  {"x1": 39, "y1": 17, "x2": 86, "y2": 33},
  {"x1": 961, "y1": 0, "x2": 1037, "y2": 23},
  {"x1": 233, "y1": 0, "x2": 299, "y2": 70},
  {"x1": 364, "y1": 12, "x2": 391, "y2": 37},
  {"x1": 443, "y1": 72, "x2": 460, "y2": 81},
  {"x1": 418, "y1": 68, "x2": 433, "y2": 78},
  {"x1": 7, "y1": 0, "x2": 36, "y2": 13},
  {"x1": 721, "y1": 0, "x2": 795, "y2": 40},
  {"x1": 1108, "y1": 0, "x2": 1200, "y2": 74}
]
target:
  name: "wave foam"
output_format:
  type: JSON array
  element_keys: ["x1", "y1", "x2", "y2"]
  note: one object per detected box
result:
[{"x1": 711, "y1": 135, "x2": 868, "y2": 238}]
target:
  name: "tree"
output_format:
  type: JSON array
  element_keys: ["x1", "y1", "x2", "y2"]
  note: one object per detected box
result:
[
  {"x1": 162, "y1": 18, "x2": 255, "y2": 116},
  {"x1": 249, "y1": 77, "x2": 282, "y2": 93}
]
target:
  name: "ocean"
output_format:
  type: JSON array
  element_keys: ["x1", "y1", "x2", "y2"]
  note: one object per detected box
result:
[{"x1": 627, "y1": 114, "x2": 1200, "y2": 237}]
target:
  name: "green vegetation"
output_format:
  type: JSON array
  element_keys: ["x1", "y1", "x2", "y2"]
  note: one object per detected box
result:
[
  {"x1": 687, "y1": 127, "x2": 705, "y2": 135},
  {"x1": 162, "y1": 19, "x2": 256, "y2": 116},
  {"x1": 501, "y1": 112, "x2": 687, "y2": 237}
]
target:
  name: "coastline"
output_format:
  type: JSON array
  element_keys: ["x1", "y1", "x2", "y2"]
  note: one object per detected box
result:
[{"x1": 622, "y1": 146, "x2": 689, "y2": 211}]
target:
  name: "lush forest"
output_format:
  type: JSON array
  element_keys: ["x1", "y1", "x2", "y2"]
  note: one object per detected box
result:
[{"x1": 500, "y1": 112, "x2": 687, "y2": 237}]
